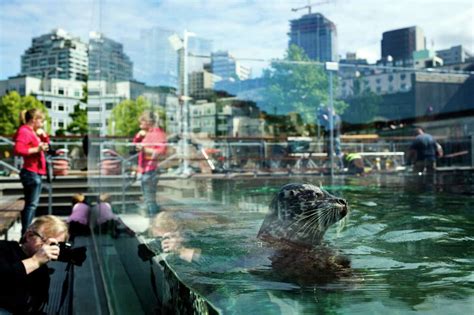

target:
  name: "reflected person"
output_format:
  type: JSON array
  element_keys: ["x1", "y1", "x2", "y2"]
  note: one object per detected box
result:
[
  {"x1": 0, "y1": 215, "x2": 68, "y2": 314},
  {"x1": 149, "y1": 211, "x2": 201, "y2": 263},
  {"x1": 133, "y1": 111, "x2": 167, "y2": 217}
]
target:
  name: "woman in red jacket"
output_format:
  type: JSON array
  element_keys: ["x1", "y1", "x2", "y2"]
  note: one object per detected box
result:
[
  {"x1": 133, "y1": 111, "x2": 167, "y2": 217},
  {"x1": 14, "y1": 109, "x2": 50, "y2": 235}
]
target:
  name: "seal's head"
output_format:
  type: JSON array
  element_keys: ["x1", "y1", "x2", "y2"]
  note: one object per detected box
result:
[{"x1": 258, "y1": 183, "x2": 348, "y2": 247}]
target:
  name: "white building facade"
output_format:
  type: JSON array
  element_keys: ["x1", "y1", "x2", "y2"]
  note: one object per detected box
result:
[{"x1": 21, "y1": 29, "x2": 88, "y2": 82}]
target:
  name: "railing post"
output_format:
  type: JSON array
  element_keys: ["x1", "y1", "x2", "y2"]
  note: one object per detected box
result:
[
  {"x1": 122, "y1": 155, "x2": 126, "y2": 214},
  {"x1": 471, "y1": 135, "x2": 474, "y2": 168},
  {"x1": 47, "y1": 158, "x2": 53, "y2": 215}
]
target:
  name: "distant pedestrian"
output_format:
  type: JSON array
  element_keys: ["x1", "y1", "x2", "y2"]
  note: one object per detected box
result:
[
  {"x1": 14, "y1": 109, "x2": 50, "y2": 235},
  {"x1": 93, "y1": 193, "x2": 116, "y2": 226},
  {"x1": 67, "y1": 193, "x2": 90, "y2": 237},
  {"x1": 408, "y1": 127, "x2": 443, "y2": 173}
]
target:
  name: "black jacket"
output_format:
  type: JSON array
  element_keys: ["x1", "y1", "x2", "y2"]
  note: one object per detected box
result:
[{"x1": 0, "y1": 241, "x2": 50, "y2": 314}]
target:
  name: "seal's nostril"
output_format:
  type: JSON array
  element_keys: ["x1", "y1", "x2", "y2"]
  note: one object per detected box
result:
[
  {"x1": 340, "y1": 207, "x2": 348, "y2": 217},
  {"x1": 338, "y1": 198, "x2": 347, "y2": 206}
]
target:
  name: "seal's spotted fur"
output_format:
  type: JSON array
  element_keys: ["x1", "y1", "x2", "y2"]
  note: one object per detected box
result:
[
  {"x1": 258, "y1": 183, "x2": 348, "y2": 247},
  {"x1": 257, "y1": 183, "x2": 351, "y2": 284}
]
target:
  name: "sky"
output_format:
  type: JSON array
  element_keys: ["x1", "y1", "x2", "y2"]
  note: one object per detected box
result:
[{"x1": 0, "y1": 0, "x2": 473, "y2": 80}]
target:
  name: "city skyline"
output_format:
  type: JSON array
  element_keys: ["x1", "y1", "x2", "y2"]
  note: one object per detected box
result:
[{"x1": 1, "y1": 0, "x2": 472, "y2": 80}]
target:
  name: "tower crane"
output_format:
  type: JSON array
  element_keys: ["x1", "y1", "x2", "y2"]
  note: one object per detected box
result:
[{"x1": 291, "y1": 0, "x2": 331, "y2": 14}]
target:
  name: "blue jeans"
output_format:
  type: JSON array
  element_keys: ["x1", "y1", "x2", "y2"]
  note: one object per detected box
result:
[
  {"x1": 141, "y1": 170, "x2": 159, "y2": 217},
  {"x1": 20, "y1": 169, "x2": 43, "y2": 235}
]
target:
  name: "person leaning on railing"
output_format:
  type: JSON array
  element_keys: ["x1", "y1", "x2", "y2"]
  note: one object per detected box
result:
[
  {"x1": 0, "y1": 215, "x2": 68, "y2": 314},
  {"x1": 408, "y1": 127, "x2": 443, "y2": 174},
  {"x1": 13, "y1": 109, "x2": 50, "y2": 235}
]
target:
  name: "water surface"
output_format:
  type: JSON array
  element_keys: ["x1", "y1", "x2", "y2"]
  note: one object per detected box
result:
[{"x1": 158, "y1": 174, "x2": 474, "y2": 314}]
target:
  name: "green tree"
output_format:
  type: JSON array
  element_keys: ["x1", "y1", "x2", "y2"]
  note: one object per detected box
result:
[
  {"x1": 0, "y1": 91, "x2": 50, "y2": 135},
  {"x1": 80, "y1": 83, "x2": 88, "y2": 103},
  {"x1": 67, "y1": 103, "x2": 88, "y2": 135},
  {"x1": 109, "y1": 96, "x2": 150, "y2": 137},
  {"x1": 261, "y1": 45, "x2": 347, "y2": 134},
  {"x1": 342, "y1": 77, "x2": 382, "y2": 127}
]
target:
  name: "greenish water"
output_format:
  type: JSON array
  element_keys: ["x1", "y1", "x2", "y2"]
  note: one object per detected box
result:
[{"x1": 161, "y1": 174, "x2": 474, "y2": 314}]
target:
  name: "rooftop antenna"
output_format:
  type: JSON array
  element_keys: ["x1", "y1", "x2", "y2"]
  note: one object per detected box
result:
[{"x1": 291, "y1": 0, "x2": 331, "y2": 14}]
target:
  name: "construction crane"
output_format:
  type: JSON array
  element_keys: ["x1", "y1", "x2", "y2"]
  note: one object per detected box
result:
[{"x1": 291, "y1": 0, "x2": 331, "y2": 14}]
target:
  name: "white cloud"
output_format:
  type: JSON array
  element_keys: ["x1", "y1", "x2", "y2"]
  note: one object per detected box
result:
[{"x1": 1, "y1": 0, "x2": 473, "y2": 78}]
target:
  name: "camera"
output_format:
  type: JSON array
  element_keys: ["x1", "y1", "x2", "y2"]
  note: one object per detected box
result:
[
  {"x1": 137, "y1": 238, "x2": 164, "y2": 261},
  {"x1": 54, "y1": 242, "x2": 87, "y2": 266}
]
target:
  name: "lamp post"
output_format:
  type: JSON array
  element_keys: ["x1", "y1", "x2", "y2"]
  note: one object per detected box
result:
[
  {"x1": 169, "y1": 30, "x2": 196, "y2": 176},
  {"x1": 40, "y1": 66, "x2": 62, "y2": 215},
  {"x1": 325, "y1": 61, "x2": 339, "y2": 178}
]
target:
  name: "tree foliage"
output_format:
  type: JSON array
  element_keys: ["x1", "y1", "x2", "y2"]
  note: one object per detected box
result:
[
  {"x1": 261, "y1": 45, "x2": 347, "y2": 127},
  {"x1": 109, "y1": 96, "x2": 168, "y2": 137},
  {"x1": 67, "y1": 103, "x2": 88, "y2": 135},
  {"x1": 0, "y1": 91, "x2": 50, "y2": 135},
  {"x1": 342, "y1": 77, "x2": 383, "y2": 126},
  {"x1": 109, "y1": 97, "x2": 148, "y2": 136}
]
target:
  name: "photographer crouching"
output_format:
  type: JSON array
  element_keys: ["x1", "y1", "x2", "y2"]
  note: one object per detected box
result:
[{"x1": 0, "y1": 215, "x2": 71, "y2": 314}]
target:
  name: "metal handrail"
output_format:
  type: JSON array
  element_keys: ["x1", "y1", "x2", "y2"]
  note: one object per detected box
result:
[{"x1": 0, "y1": 160, "x2": 20, "y2": 173}]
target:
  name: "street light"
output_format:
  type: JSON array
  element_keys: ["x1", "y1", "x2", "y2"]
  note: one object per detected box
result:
[
  {"x1": 325, "y1": 61, "x2": 339, "y2": 178},
  {"x1": 169, "y1": 30, "x2": 196, "y2": 176},
  {"x1": 40, "y1": 66, "x2": 62, "y2": 215}
]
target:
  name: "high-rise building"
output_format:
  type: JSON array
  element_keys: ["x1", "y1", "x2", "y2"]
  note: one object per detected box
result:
[
  {"x1": 381, "y1": 26, "x2": 425, "y2": 65},
  {"x1": 211, "y1": 51, "x2": 251, "y2": 81},
  {"x1": 177, "y1": 35, "x2": 214, "y2": 94},
  {"x1": 189, "y1": 70, "x2": 221, "y2": 100},
  {"x1": 21, "y1": 29, "x2": 88, "y2": 81},
  {"x1": 188, "y1": 36, "x2": 213, "y2": 73},
  {"x1": 129, "y1": 27, "x2": 179, "y2": 88},
  {"x1": 88, "y1": 32, "x2": 133, "y2": 82},
  {"x1": 436, "y1": 45, "x2": 473, "y2": 65},
  {"x1": 288, "y1": 13, "x2": 338, "y2": 62}
]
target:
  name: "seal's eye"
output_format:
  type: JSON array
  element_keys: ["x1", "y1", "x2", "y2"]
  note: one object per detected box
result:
[{"x1": 313, "y1": 191, "x2": 323, "y2": 198}]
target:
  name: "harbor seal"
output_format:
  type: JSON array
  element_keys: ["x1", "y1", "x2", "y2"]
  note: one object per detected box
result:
[{"x1": 257, "y1": 183, "x2": 351, "y2": 284}]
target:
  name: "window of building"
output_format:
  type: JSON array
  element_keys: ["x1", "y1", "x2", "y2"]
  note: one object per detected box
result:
[
  {"x1": 58, "y1": 104, "x2": 65, "y2": 111},
  {"x1": 388, "y1": 75, "x2": 394, "y2": 82},
  {"x1": 58, "y1": 88, "x2": 65, "y2": 95},
  {"x1": 89, "y1": 90, "x2": 100, "y2": 96},
  {"x1": 89, "y1": 106, "x2": 101, "y2": 112},
  {"x1": 45, "y1": 101, "x2": 52, "y2": 109},
  {"x1": 31, "y1": 59, "x2": 38, "y2": 67},
  {"x1": 106, "y1": 103, "x2": 114, "y2": 110},
  {"x1": 58, "y1": 121, "x2": 64, "y2": 128},
  {"x1": 400, "y1": 74, "x2": 406, "y2": 80},
  {"x1": 48, "y1": 57, "x2": 56, "y2": 65},
  {"x1": 74, "y1": 90, "x2": 81, "y2": 97}
]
